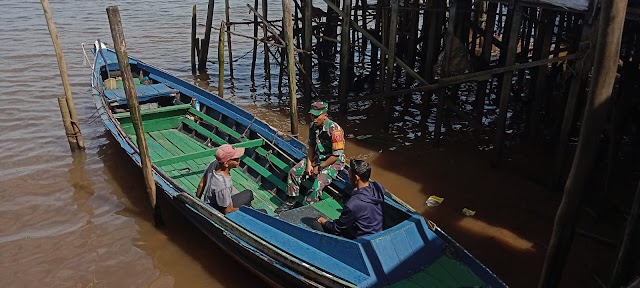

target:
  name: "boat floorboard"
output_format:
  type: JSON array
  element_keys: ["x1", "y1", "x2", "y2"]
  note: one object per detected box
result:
[{"x1": 387, "y1": 255, "x2": 487, "y2": 288}]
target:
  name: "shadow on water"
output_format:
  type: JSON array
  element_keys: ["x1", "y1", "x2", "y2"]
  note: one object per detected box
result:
[{"x1": 96, "y1": 132, "x2": 265, "y2": 287}]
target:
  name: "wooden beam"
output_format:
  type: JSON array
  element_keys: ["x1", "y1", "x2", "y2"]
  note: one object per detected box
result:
[
  {"x1": 338, "y1": 0, "x2": 352, "y2": 111},
  {"x1": 106, "y1": 6, "x2": 157, "y2": 212},
  {"x1": 493, "y1": 3, "x2": 523, "y2": 164},
  {"x1": 474, "y1": 2, "x2": 498, "y2": 124},
  {"x1": 384, "y1": 0, "x2": 399, "y2": 127},
  {"x1": 528, "y1": 10, "x2": 555, "y2": 143},
  {"x1": 282, "y1": 0, "x2": 299, "y2": 136},
  {"x1": 538, "y1": 0, "x2": 629, "y2": 286},
  {"x1": 224, "y1": 0, "x2": 235, "y2": 78},
  {"x1": 303, "y1": 0, "x2": 313, "y2": 103},
  {"x1": 435, "y1": 0, "x2": 458, "y2": 147},
  {"x1": 199, "y1": 0, "x2": 215, "y2": 74}
]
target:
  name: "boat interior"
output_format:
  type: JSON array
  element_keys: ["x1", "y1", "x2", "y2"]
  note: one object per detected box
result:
[{"x1": 93, "y1": 49, "x2": 495, "y2": 287}]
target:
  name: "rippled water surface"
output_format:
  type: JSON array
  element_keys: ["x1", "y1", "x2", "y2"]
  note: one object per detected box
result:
[{"x1": 0, "y1": 1, "x2": 598, "y2": 287}]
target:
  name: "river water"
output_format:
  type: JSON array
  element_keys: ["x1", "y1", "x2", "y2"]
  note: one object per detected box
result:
[{"x1": 0, "y1": 1, "x2": 608, "y2": 287}]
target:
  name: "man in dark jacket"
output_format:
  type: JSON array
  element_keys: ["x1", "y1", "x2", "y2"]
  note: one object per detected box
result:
[{"x1": 316, "y1": 159, "x2": 384, "y2": 239}]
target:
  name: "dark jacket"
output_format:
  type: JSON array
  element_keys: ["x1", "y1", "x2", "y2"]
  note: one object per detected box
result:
[{"x1": 322, "y1": 181, "x2": 385, "y2": 239}]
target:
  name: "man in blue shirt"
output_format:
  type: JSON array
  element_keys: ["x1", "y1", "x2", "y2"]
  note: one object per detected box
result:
[{"x1": 316, "y1": 159, "x2": 384, "y2": 239}]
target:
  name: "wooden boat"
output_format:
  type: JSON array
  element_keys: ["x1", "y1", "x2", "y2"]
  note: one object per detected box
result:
[{"x1": 89, "y1": 42, "x2": 507, "y2": 288}]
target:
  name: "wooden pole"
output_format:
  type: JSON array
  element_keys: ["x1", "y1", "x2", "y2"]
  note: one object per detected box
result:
[
  {"x1": 435, "y1": 0, "x2": 458, "y2": 147},
  {"x1": 282, "y1": 0, "x2": 299, "y2": 136},
  {"x1": 554, "y1": 20, "x2": 598, "y2": 188},
  {"x1": 224, "y1": 0, "x2": 234, "y2": 78},
  {"x1": 251, "y1": 0, "x2": 258, "y2": 82},
  {"x1": 538, "y1": 0, "x2": 628, "y2": 286},
  {"x1": 419, "y1": 0, "x2": 441, "y2": 137},
  {"x1": 338, "y1": 0, "x2": 352, "y2": 111},
  {"x1": 57, "y1": 97, "x2": 78, "y2": 150},
  {"x1": 384, "y1": 0, "x2": 399, "y2": 126},
  {"x1": 106, "y1": 5, "x2": 157, "y2": 211},
  {"x1": 218, "y1": 21, "x2": 226, "y2": 98},
  {"x1": 263, "y1": 0, "x2": 272, "y2": 91},
  {"x1": 528, "y1": 10, "x2": 555, "y2": 143},
  {"x1": 303, "y1": 0, "x2": 313, "y2": 103},
  {"x1": 474, "y1": 2, "x2": 497, "y2": 125},
  {"x1": 191, "y1": 4, "x2": 197, "y2": 74},
  {"x1": 199, "y1": 0, "x2": 215, "y2": 74},
  {"x1": 610, "y1": 180, "x2": 640, "y2": 287},
  {"x1": 41, "y1": 0, "x2": 84, "y2": 151},
  {"x1": 493, "y1": 3, "x2": 522, "y2": 164}
]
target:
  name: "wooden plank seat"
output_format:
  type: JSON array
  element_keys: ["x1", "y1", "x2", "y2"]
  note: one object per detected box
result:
[
  {"x1": 103, "y1": 83, "x2": 178, "y2": 106},
  {"x1": 154, "y1": 139, "x2": 264, "y2": 167}
]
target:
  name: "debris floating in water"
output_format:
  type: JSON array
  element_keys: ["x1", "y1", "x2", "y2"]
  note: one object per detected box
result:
[
  {"x1": 426, "y1": 195, "x2": 444, "y2": 207},
  {"x1": 462, "y1": 208, "x2": 476, "y2": 216}
]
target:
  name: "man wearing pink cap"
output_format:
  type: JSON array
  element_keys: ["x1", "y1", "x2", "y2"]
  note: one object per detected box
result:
[{"x1": 196, "y1": 144, "x2": 253, "y2": 214}]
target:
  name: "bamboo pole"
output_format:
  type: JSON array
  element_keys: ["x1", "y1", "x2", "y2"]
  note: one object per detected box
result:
[
  {"x1": 218, "y1": 21, "x2": 226, "y2": 98},
  {"x1": 251, "y1": 0, "x2": 258, "y2": 82},
  {"x1": 282, "y1": 0, "x2": 299, "y2": 136},
  {"x1": 224, "y1": 0, "x2": 234, "y2": 78},
  {"x1": 199, "y1": 0, "x2": 215, "y2": 74},
  {"x1": 41, "y1": 0, "x2": 84, "y2": 151},
  {"x1": 538, "y1": 0, "x2": 629, "y2": 286},
  {"x1": 263, "y1": 0, "x2": 272, "y2": 91},
  {"x1": 303, "y1": 0, "x2": 313, "y2": 103},
  {"x1": 106, "y1": 5, "x2": 157, "y2": 212},
  {"x1": 57, "y1": 97, "x2": 78, "y2": 150},
  {"x1": 338, "y1": 0, "x2": 352, "y2": 111},
  {"x1": 493, "y1": 3, "x2": 523, "y2": 164}
]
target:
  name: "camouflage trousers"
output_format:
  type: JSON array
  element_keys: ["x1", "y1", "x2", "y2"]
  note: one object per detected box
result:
[{"x1": 287, "y1": 159, "x2": 344, "y2": 198}]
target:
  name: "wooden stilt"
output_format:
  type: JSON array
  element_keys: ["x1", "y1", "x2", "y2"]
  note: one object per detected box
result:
[
  {"x1": 384, "y1": 0, "x2": 399, "y2": 129},
  {"x1": 282, "y1": 0, "x2": 300, "y2": 136},
  {"x1": 405, "y1": 0, "x2": 419, "y2": 87},
  {"x1": 106, "y1": 6, "x2": 158, "y2": 217},
  {"x1": 251, "y1": 0, "x2": 258, "y2": 82},
  {"x1": 610, "y1": 179, "x2": 640, "y2": 287},
  {"x1": 199, "y1": 0, "x2": 215, "y2": 74},
  {"x1": 263, "y1": 0, "x2": 272, "y2": 91},
  {"x1": 528, "y1": 10, "x2": 555, "y2": 143},
  {"x1": 224, "y1": 0, "x2": 234, "y2": 78},
  {"x1": 41, "y1": 0, "x2": 84, "y2": 151},
  {"x1": 493, "y1": 3, "x2": 522, "y2": 164},
  {"x1": 474, "y1": 2, "x2": 497, "y2": 126},
  {"x1": 303, "y1": 0, "x2": 313, "y2": 103},
  {"x1": 191, "y1": 4, "x2": 197, "y2": 74},
  {"x1": 370, "y1": 1, "x2": 381, "y2": 89},
  {"x1": 435, "y1": 0, "x2": 458, "y2": 147},
  {"x1": 338, "y1": 0, "x2": 352, "y2": 111},
  {"x1": 418, "y1": 0, "x2": 441, "y2": 138},
  {"x1": 57, "y1": 97, "x2": 78, "y2": 150},
  {"x1": 218, "y1": 21, "x2": 226, "y2": 98},
  {"x1": 539, "y1": 0, "x2": 629, "y2": 286}
]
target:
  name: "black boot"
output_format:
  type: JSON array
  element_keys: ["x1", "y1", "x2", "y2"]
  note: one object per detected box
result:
[{"x1": 275, "y1": 196, "x2": 297, "y2": 214}]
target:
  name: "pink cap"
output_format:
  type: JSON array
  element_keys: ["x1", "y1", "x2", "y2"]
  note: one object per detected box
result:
[{"x1": 215, "y1": 144, "x2": 245, "y2": 162}]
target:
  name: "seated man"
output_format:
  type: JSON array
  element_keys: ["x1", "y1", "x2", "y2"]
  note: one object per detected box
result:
[
  {"x1": 316, "y1": 159, "x2": 384, "y2": 239},
  {"x1": 275, "y1": 101, "x2": 346, "y2": 213},
  {"x1": 196, "y1": 144, "x2": 253, "y2": 214}
]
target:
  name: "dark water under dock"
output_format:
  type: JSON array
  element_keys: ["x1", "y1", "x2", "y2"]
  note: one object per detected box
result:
[{"x1": 0, "y1": 0, "x2": 613, "y2": 287}]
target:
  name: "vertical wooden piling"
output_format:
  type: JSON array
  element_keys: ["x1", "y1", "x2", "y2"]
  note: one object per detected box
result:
[
  {"x1": 303, "y1": 0, "x2": 313, "y2": 103},
  {"x1": 493, "y1": 3, "x2": 522, "y2": 164},
  {"x1": 199, "y1": 0, "x2": 215, "y2": 74},
  {"x1": 434, "y1": 0, "x2": 458, "y2": 147},
  {"x1": 383, "y1": 0, "x2": 399, "y2": 128},
  {"x1": 218, "y1": 21, "x2": 226, "y2": 98},
  {"x1": 106, "y1": 5, "x2": 157, "y2": 212},
  {"x1": 41, "y1": 0, "x2": 84, "y2": 151},
  {"x1": 610, "y1": 179, "x2": 640, "y2": 287},
  {"x1": 263, "y1": 0, "x2": 272, "y2": 91},
  {"x1": 538, "y1": 0, "x2": 629, "y2": 286},
  {"x1": 370, "y1": 1, "x2": 381, "y2": 89},
  {"x1": 419, "y1": 0, "x2": 441, "y2": 137},
  {"x1": 528, "y1": 10, "x2": 555, "y2": 143},
  {"x1": 474, "y1": 2, "x2": 497, "y2": 125},
  {"x1": 251, "y1": 0, "x2": 258, "y2": 82},
  {"x1": 338, "y1": 0, "x2": 352, "y2": 111},
  {"x1": 57, "y1": 97, "x2": 78, "y2": 150},
  {"x1": 282, "y1": 0, "x2": 299, "y2": 136},
  {"x1": 191, "y1": 4, "x2": 197, "y2": 74},
  {"x1": 224, "y1": 0, "x2": 234, "y2": 78}
]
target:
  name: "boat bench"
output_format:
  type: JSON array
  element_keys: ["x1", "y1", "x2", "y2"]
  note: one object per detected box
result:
[{"x1": 103, "y1": 83, "x2": 178, "y2": 106}]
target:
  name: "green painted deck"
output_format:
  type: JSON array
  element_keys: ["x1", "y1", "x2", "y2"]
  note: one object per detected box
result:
[
  {"x1": 387, "y1": 255, "x2": 489, "y2": 288},
  {"x1": 119, "y1": 106, "x2": 345, "y2": 217}
]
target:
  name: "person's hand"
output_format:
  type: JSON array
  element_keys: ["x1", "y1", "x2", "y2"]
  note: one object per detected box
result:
[
  {"x1": 305, "y1": 161, "x2": 313, "y2": 176},
  {"x1": 312, "y1": 165, "x2": 320, "y2": 176},
  {"x1": 316, "y1": 216, "x2": 327, "y2": 224}
]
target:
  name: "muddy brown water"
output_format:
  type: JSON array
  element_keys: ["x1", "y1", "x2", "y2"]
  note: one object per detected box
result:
[{"x1": 0, "y1": 1, "x2": 610, "y2": 287}]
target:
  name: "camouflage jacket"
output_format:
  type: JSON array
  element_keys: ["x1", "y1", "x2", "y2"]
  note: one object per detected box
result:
[{"x1": 308, "y1": 119, "x2": 346, "y2": 164}]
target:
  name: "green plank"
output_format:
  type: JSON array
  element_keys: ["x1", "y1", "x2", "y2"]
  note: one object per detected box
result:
[
  {"x1": 181, "y1": 119, "x2": 227, "y2": 145},
  {"x1": 154, "y1": 139, "x2": 265, "y2": 167},
  {"x1": 114, "y1": 103, "x2": 192, "y2": 119},
  {"x1": 240, "y1": 155, "x2": 288, "y2": 192},
  {"x1": 187, "y1": 107, "x2": 243, "y2": 139},
  {"x1": 312, "y1": 199, "x2": 344, "y2": 220},
  {"x1": 149, "y1": 131, "x2": 199, "y2": 192},
  {"x1": 121, "y1": 116, "x2": 184, "y2": 135},
  {"x1": 154, "y1": 130, "x2": 206, "y2": 192}
]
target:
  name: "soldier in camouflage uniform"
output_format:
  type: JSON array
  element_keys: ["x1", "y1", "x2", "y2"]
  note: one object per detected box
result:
[{"x1": 275, "y1": 101, "x2": 346, "y2": 213}]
